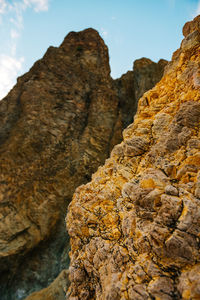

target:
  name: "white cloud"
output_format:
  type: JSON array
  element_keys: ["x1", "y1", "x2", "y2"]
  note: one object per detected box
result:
[
  {"x1": 0, "y1": 54, "x2": 24, "y2": 99},
  {"x1": 23, "y1": 0, "x2": 49, "y2": 12},
  {"x1": 101, "y1": 27, "x2": 108, "y2": 38},
  {"x1": 11, "y1": 29, "x2": 20, "y2": 39},
  {"x1": 0, "y1": 0, "x2": 49, "y2": 99},
  {"x1": 0, "y1": 0, "x2": 6, "y2": 14}
]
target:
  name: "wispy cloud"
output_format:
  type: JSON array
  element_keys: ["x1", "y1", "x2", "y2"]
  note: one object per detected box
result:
[
  {"x1": 0, "y1": 0, "x2": 6, "y2": 13},
  {"x1": 0, "y1": 0, "x2": 49, "y2": 99},
  {"x1": 101, "y1": 27, "x2": 108, "y2": 38},
  {"x1": 0, "y1": 55, "x2": 24, "y2": 99},
  {"x1": 195, "y1": 0, "x2": 200, "y2": 16},
  {"x1": 23, "y1": 0, "x2": 49, "y2": 12},
  {"x1": 0, "y1": 0, "x2": 7, "y2": 23}
]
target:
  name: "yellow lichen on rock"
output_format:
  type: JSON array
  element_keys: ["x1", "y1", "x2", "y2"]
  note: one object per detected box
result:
[{"x1": 67, "y1": 16, "x2": 200, "y2": 300}]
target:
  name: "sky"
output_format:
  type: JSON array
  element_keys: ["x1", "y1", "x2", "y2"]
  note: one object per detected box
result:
[{"x1": 0, "y1": 0, "x2": 200, "y2": 100}]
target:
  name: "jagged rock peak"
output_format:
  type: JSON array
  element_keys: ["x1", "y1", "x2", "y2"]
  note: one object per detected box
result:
[
  {"x1": 14, "y1": 28, "x2": 110, "y2": 90},
  {"x1": 61, "y1": 28, "x2": 106, "y2": 50},
  {"x1": 183, "y1": 14, "x2": 200, "y2": 37},
  {"x1": 113, "y1": 57, "x2": 168, "y2": 129},
  {"x1": 67, "y1": 15, "x2": 200, "y2": 300},
  {"x1": 60, "y1": 27, "x2": 110, "y2": 76},
  {"x1": 0, "y1": 26, "x2": 167, "y2": 299},
  {"x1": 133, "y1": 57, "x2": 167, "y2": 69},
  {"x1": 132, "y1": 57, "x2": 168, "y2": 100},
  {"x1": 0, "y1": 27, "x2": 115, "y2": 299}
]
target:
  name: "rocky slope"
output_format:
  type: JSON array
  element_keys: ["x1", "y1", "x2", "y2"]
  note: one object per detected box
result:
[
  {"x1": 67, "y1": 15, "x2": 200, "y2": 300},
  {"x1": 0, "y1": 28, "x2": 166, "y2": 299}
]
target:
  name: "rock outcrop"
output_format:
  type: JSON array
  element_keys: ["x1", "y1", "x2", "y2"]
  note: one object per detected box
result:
[
  {"x1": 67, "y1": 16, "x2": 200, "y2": 299},
  {"x1": 114, "y1": 58, "x2": 168, "y2": 131},
  {"x1": 0, "y1": 28, "x2": 166, "y2": 299},
  {"x1": 133, "y1": 58, "x2": 168, "y2": 101}
]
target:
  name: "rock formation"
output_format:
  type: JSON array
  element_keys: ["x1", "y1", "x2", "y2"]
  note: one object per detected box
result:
[
  {"x1": 67, "y1": 16, "x2": 200, "y2": 299},
  {"x1": 114, "y1": 58, "x2": 168, "y2": 130},
  {"x1": 133, "y1": 58, "x2": 168, "y2": 101},
  {"x1": 0, "y1": 28, "x2": 166, "y2": 299}
]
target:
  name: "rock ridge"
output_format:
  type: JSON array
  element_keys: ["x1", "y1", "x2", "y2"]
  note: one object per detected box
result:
[
  {"x1": 67, "y1": 16, "x2": 200, "y2": 300},
  {"x1": 0, "y1": 28, "x2": 166, "y2": 299}
]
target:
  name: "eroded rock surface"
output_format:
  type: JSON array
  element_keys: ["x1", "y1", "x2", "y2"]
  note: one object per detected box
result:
[
  {"x1": 0, "y1": 28, "x2": 119, "y2": 300},
  {"x1": 133, "y1": 58, "x2": 168, "y2": 101},
  {"x1": 0, "y1": 28, "x2": 166, "y2": 299},
  {"x1": 67, "y1": 16, "x2": 200, "y2": 300},
  {"x1": 114, "y1": 58, "x2": 167, "y2": 130}
]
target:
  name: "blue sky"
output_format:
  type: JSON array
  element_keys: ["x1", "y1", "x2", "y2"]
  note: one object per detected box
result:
[{"x1": 0, "y1": 0, "x2": 200, "y2": 99}]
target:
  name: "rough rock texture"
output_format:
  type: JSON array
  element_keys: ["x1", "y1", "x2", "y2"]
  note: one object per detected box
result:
[
  {"x1": 0, "y1": 28, "x2": 166, "y2": 299},
  {"x1": 133, "y1": 58, "x2": 168, "y2": 101},
  {"x1": 67, "y1": 16, "x2": 200, "y2": 300},
  {"x1": 114, "y1": 58, "x2": 167, "y2": 130},
  {"x1": 183, "y1": 14, "x2": 200, "y2": 37},
  {"x1": 0, "y1": 28, "x2": 119, "y2": 300}
]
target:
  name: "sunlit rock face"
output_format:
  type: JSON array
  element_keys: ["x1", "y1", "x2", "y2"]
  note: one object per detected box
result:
[
  {"x1": 0, "y1": 27, "x2": 166, "y2": 300},
  {"x1": 67, "y1": 16, "x2": 200, "y2": 300}
]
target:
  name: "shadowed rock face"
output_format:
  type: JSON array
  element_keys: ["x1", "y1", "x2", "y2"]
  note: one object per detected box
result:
[
  {"x1": 0, "y1": 28, "x2": 166, "y2": 299},
  {"x1": 113, "y1": 58, "x2": 167, "y2": 130},
  {"x1": 133, "y1": 58, "x2": 168, "y2": 101},
  {"x1": 67, "y1": 16, "x2": 200, "y2": 300}
]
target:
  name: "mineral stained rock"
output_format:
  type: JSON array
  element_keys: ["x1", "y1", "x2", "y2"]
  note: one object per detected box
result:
[
  {"x1": 0, "y1": 28, "x2": 166, "y2": 299},
  {"x1": 67, "y1": 16, "x2": 200, "y2": 300}
]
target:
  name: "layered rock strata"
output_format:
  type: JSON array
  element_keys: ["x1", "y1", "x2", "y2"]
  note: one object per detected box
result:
[
  {"x1": 67, "y1": 16, "x2": 200, "y2": 300},
  {"x1": 0, "y1": 28, "x2": 166, "y2": 299}
]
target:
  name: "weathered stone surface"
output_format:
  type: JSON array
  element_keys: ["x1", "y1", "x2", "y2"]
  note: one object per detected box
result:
[
  {"x1": 133, "y1": 57, "x2": 168, "y2": 101},
  {"x1": 67, "y1": 16, "x2": 200, "y2": 300},
  {"x1": 114, "y1": 58, "x2": 167, "y2": 129},
  {"x1": 0, "y1": 28, "x2": 166, "y2": 299},
  {"x1": 183, "y1": 14, "x2": 200, "y2": 37},
  {"x1": 0, "y1": 28, "x2": 119, "y2": 300}
]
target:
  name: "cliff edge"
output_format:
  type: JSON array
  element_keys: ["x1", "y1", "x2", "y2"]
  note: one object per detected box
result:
[
  {"x1": 0, "y1": 28, "x2": 166, "y2": 299},
  {"x1": 67, "y1": 16, "x2": 200, "y2": 300}
]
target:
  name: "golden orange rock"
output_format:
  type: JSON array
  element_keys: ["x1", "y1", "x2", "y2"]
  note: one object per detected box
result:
[{"x1": 67, "y1": 16, "x2": 200, "y2": 300}]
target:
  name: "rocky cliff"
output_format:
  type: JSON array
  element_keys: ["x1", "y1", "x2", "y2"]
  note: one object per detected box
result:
[
  {"x1": 67, "y1": 16, "x2": 200, "y2": 300},
  {"x1": 0, "y1": 28, "x2": 166, "y2": 299},
  {"x1": 114, "y1": 58, "x2": 168, "y2": 130}
]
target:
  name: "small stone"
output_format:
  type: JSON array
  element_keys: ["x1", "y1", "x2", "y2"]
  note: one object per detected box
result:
[{"x1": 165, "y1": 185, "x2": 178, "y2": 196}]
